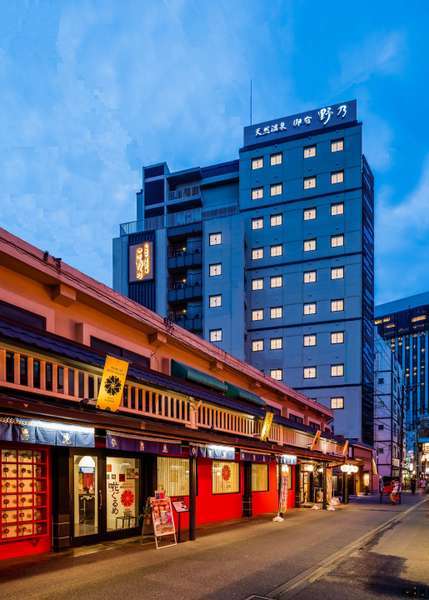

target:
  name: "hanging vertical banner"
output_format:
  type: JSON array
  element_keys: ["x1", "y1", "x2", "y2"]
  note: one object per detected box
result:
[
  {"x1": 260, "y1": 411, "x2": 274, "y2": 441},
  {"x1": 279, "y1": 467, "x2": 289, "y2": 513},
  {"x1": 96, "y1": 355, "x2": 129, "y2": 412}
]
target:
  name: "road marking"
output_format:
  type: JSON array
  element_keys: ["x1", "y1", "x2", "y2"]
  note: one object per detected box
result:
[{"x1": 259, "y1": 498, "x2": 428, "y2": 600}]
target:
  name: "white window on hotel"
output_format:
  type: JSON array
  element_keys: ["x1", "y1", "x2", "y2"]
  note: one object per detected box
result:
[
  {"x1": 331, "y1": 396, "x2": 344, "y2": 409},
  {"x1": 252, "y1": 464, "x2": 269, "y2": 491},
  {"x1": 252, "y1": 248, "x2": 264, "y2": 260},
  {"x1": 304, "y1": 367, "x2": 317, "y2": 379},
  {"x1": 304, "y1": 239, "x2": 316, "y2": 252},
  {"x1": 331, "y1": 266, "x2": 344, "y2": 280},
  {"x1": 331, "y1": 364, "x2": 344, "y2": 377},
  {"x1": 252, "y1": 309, "x2": 264, "y2": 321},
  {"x1": 270, "y1": 244, "x2": 283, "y2": 257},
  {"x1": 252, "y1": 339, "x2": 264, "y2": 352},
  {"x1": 212, "y1": 461, "x2": 239, "y2": 494},
  {"x1": 209, "y1": 329, "x2": 222, "y2": 342},
  {"x1": 270, "y1": 337, "x2": 283, "y2": 350},
  {"x1": 304, "y1": 145, "x2": 316, "y2": 158},
  {"x1": 209, "y1": 294, "x2": 222, "y2": 308},
  {"x1": 331, "y1": 234, "x2": 344, "y2": 248},
  {"x1": 252, "y1": 157, "x2": 264, "y2": 170},
  {"x1": 304, "y1": 176, "x2": 316, "y2": 190},
  {"x1": 270, "y1": 213, "x2": 283, "y2": 227},
  {"x1": 270, "y1": 152, "x2": 283, "y2": 166},
  {"x1": 209, "y1": 232, "x2": 222, "y2": 246},
  {"x1": 270, "y1": 183, "x2": 283, "y2": 196},
  {"x1": 304, "y1": 208, "x2": 317, "y2": 221},
  {"x1": 331, "y1": 139, "x2": 344, "y2": 153},
  {"x1": 331, "y1": 202, "x2": 344, "y2": 216},
  {"x1": 304, "y1": 303, "x2": 317, "y2": 315},
  {"x1": 252, "y1": 187, "x2": 264, "y2": 200},
  {"x1": 331, "y1": 170, "x2": 344, "y2": 184},
  {"x1": 331, "y1": 299, "x2": 344, "y2": 312},
  {"x1": 304, "y1": 270, "x2": 317, "y2": 284},
  {"x1": 270, "y1": 275, "x2": 283, "y2": 288},
  {"x1": 304, "y1": 334, "x2": 317, "y2": 346},
  {"x1": 331, "y1": 331, "x2": 344, "y2": 344},
  {"x1": 209, "y1": 263, "x2": 222, "y2": 276},
  {"x1": 157, "y1": 457, "x2": 189, "y2": 497},
  {"x1": 252, "y1": 217, "x2": 264, "y2": 230},
  {"x1": 270, "y1": 306, "x2": 283, "y2": 319},
  {"x1": 252, "y1": 278, "x2": 264, "y2": 291},
  {"x1": 270, "y1": 368, "x2": 283, "y2": 381}
]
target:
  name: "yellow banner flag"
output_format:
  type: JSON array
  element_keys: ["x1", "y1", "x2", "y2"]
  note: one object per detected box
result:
[
  {"x1": 96, "y1": 355, "x2": 129, "y2": 412},
  {"x1": 260, "y1": 411, "x2": 274, "y2": 441}
]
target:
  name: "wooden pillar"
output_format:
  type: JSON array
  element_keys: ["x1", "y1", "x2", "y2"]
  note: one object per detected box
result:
[
  {"x1": 52, "y1": 448, "x2": 72, "y2": 551},
  {"x1": 322, "y1": 463, "x2": 327, "y2": 510},
  {"x1": 189, "y1": 455, "x2": 197, "y2": 541},
  {"x1": 295, "y1": 463, "x2": 301, "y2": 506},
  {"x1": 242, "y1": 461, "x2": 252, "y2": 517}
]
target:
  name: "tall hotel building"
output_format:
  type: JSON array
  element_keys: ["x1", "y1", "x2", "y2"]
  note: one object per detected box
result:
[
  {"x1": 376, "y1": 292, "x2": 429, "y2": 476},
  {"x1": 113, "y1": 100, "x2": 375, "y2": 444}
]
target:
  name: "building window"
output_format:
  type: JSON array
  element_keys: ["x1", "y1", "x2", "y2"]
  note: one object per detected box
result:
[
  {"x1": 270, "y1": 306, "x2": 283, "y2": 319},
  {"x1": 209, "y1": 232, "x2": 222, "y2": 246},
  {"x1": 252, "y1": 339, "x2": 264, "y2": 352},
  {"x1": 252, "y1": 278, "x2": 264, "y2": 291},
  {"x1": 252, "y1": 248, "x2": 264, "y2": 260},
  {"x1": 331, "y1": 266, "x2": 344, "y2": 280},
  {"x1": 304, "y1": 270, "x2": 317, "y2": 284},
  {"x1": 270, "y1": 368, "x2": 283, "y2": 381},
  {"x1": 252, "y1": 309, "x2": 264, "y2": 321},
  {"x1": 331, "y1": 202, "x2": 344, "y2": 216},
  {"x1": 209, "y1": 263, "x2": 222, "y2": 276},
  {"x1": 252, "y1": 217, "x2": 264, "y2": 230},
  {"x1": 252, "y1": 464, "x2": 269, "y2": 491},
  {"x1": 331, "y1": 170, "x2": 344, "y2": 184},
  {"x1": 304, "y1": 176, "x2": 316, "y2": 190},
  {"x1": 303, "y1": 208, "x2": 317, "y2": 221},
  {"x1": 252, "y1": 187, "x2": 264, "y2": 200},
  {"x1": 303, "y1": 334, "x2": 317, "y2": 346},
  {"x1": 270, "y1": 275, "x2": 283, "y2": 288},
  {"x1": 270, "y1": 244, "x2": 283, "y2": 257},
  {"x1": 331, "y1": 139, "x2": 344, "y2": 153},
  {"x1": 331, "y1": 364, "x2": 344, "y2": 377},
  {"x1": 331, "y1": 234, "x2": 344, "y2": 248},
  {"x1": 331, "y1": 331, "x2": 344, "y2": 344},
  {"x1": 209, "y1": 329, "x2": 223, "y2": 342},
  {"x1": 212, "y1": 461, "x2": 239, "y2": 494},
  {"x1": 304, "y1": 367, "x2": 317, "y2": 379},
  {"x1": 270, "y1": 152, "x2": 283, "y2": 166},
  {"x1": 331, "y1": 396, "x2": 344, "y2": 409},
  {"x1": 209, "y1": 294, "x2": 222, "y2": 308},
  {"x1": 270, "y1": 337, "x2": 283, "y2": 350},
  {"x1": 304, "y1": 239, "x2": 316, "y2": 252},
  {"x1": 303, "y1": 303, "x2": 317, "y2": 315},
  {"x1": 252, "y1": 157, "x2": 264, "y2": 170},
  {"x1": 270, "y1": 213, "x2": 283, "y2": 227},
  {"x1": 157, "y1": 457, "x2": 189, "y2": 496},
  {"x1": 304, "y1": 145, "x2": 316, "y2": 158},
  {"x1": 270, "y1": 183, "x2": 283, "y2": 197},
  {"x1": 331, "y1": 299, "x2": 344, "y2": 312}
]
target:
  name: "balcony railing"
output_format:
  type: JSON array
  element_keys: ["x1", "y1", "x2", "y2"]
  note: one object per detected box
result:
[
  {"x1": 168, "y1": 283, "x2": 203, "y2": 303},
  {"x1": 0, "y1": 342, "x2": 343, "y2": 456}
]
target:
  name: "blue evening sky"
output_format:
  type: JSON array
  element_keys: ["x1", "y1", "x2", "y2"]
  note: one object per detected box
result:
[{"x1": 1, "y1": 1, "x2": 428, "y2": 305}]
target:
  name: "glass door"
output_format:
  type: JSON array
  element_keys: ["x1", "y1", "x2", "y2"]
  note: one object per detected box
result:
[{"x1": 73, "y1": 454, "x2": 99, "y2": 539}]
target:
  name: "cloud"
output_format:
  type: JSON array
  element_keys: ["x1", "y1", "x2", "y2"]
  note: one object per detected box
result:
[{"x1": 375, "y1": 156, "x2": 429, "y2": 303}]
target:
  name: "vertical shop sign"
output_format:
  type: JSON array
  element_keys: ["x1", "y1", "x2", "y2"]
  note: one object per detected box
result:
[
  {"x1": 260, "y1": 411, "x2": 274, "y2": 441},
  {"x1": 279, "y1": 468, "x2": 289, "y2": 514},
  {"x1": 96, "y1": 355, "x2": 129, "y2": 412}
]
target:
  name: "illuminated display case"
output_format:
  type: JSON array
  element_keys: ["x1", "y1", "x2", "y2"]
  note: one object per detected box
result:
[{"x1": 0, "y1": 447, "x2": 50, "y2": 544}]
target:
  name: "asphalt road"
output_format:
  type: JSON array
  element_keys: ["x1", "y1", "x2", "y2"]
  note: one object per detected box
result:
[{"x1": 0, "y1": 493, "x2": 427, "y2": 600}]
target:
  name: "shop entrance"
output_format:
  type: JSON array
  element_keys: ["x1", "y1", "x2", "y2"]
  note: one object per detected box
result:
[
  {"x1": 71, "y1": 451, "x2": 141, "y2": 545},
  {"x1": 299, "y1": 470, "x2": 312, "y2": 504}
]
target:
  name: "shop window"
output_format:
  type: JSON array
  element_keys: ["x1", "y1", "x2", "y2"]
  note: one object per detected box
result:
[
  {"x1": 33, "y1": 359, "x2": 41, "y2": 389},
  {"x1": 90, "y1": 337, "x2": 149, "y2": 370},
  {"x1": 73, "y1": 455, "x2": 98, "y2": 538},
  {"x1": 252, "y1": 464, "x2": 269, "y2": 492},
  {"x1": 5, "y1": 351, "x2": 14, "y2": 383},
  {"x1": 106, "y1": 456, "x2": 140, "y2": 531},
  {"x1": 0, "y1": 299, "x2": 46, "y2": 331},
  {"x1": 45, "y1": 363, "x2": 53, "y2": 391},
  {"x1": 212, "y1": 461, "x2": 239, "y2": 494},
  {"x1": 157, "y1": 457, "x2": 189, "y2": 497}
]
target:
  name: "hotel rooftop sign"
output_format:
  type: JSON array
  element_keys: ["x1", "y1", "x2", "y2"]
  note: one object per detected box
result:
[{"x1": 243, "y1": 99, "x2": 357, "y2": 146}]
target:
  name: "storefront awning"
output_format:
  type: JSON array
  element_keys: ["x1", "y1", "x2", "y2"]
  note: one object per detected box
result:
[
  {"x1": 239, "y1": 450, "x2": 273, "y2": 463},
  {"x1": 171, "y1": 360, "x2": 228, "y2": 393},
  {"x1": 0, "y1": 416, "x2": 94, "y2": 447},
  {"x1": 106, "y1": 432, "x2": 185, "y2": 456},
  {"x1": 225, "y1": 383, "x2": 265, "y2": 407}
]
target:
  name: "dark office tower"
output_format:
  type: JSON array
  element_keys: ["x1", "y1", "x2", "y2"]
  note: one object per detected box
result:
[{"x1": 113, "y1": 100, "x2": 375, "y2": 444}]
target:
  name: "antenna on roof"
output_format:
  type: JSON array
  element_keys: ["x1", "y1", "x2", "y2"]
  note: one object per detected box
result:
[{"x1": 250, "y1": 79, "x2": 253, "y2": 125}]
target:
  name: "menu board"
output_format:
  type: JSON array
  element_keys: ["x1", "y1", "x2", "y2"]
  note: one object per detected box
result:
[{"x1": 149, "y1": 496, "x2": 176, "y2": 548}]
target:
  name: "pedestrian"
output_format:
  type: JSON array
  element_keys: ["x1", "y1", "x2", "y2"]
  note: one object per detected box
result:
[{"x1": 410, "y1": 476, "x2": 416, "y2": 495}]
